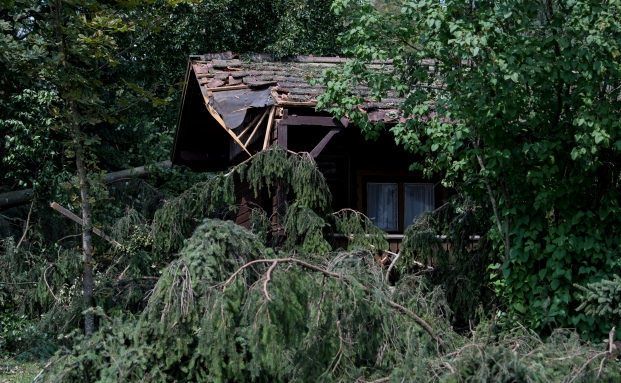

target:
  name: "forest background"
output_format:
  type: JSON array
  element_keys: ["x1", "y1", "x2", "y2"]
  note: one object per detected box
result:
[{"x1": 1, "y1": 0, "x2": 621, "y2": 381}]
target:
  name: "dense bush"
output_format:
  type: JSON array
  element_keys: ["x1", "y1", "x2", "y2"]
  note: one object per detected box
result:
[{"x1": 319, "y1": 0, "x2": 621, "y2": 336}]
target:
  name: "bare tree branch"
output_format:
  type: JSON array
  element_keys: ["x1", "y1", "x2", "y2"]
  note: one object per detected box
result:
[
  {"x1": 222, "y1": 258, "x2": 343, "y2": 288},
  {"x1": 15, "y1": 200, "x2": 34, "y2": 250}
]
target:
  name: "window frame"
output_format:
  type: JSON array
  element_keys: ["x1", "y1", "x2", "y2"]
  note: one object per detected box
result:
[
  {"x1": 366, "y1": 182, "x2": 400, "y2": 232},
  {"x1": 361, "y1": 176, "x2": 437, "y2": 233},
  {"x1": 403, "y1": 182, "x2": 436, "y2": 229}
]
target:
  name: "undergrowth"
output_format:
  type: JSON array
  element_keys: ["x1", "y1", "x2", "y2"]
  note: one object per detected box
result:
[
  {"x1": 1, "y1": 147, "x2": 619, "y2": 382},
  {"x1": 36, "y1": 219, "x2": 621, "y2": 382}
]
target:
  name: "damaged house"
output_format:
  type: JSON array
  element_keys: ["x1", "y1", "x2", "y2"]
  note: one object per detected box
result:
[{"x1": 171, "y1": 53, "x2": 446, "y2": 251}]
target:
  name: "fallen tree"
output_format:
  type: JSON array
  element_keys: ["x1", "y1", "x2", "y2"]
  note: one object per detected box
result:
[
  {"x1": 36, "y1": 219, "x2": 621, "y2": 382},
  {"x1": 26, "y1": 148, "x2": 621, "y2": 382},
  {"x1": 0, "y1": 160, "x2": 172, "y2": 210}
]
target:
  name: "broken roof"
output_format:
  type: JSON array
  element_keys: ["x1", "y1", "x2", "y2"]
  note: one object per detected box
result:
[
  {"x1": 189, "y1": 52, "x2": 404, "y2": 123},
  {"x1": 171, "y1": 52, "x2": 406, "y2": 170}
]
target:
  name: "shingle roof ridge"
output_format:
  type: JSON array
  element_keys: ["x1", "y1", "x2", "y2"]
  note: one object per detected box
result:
[{"x1": 190, "y1": 52, "x2": 393, "y2": 65}]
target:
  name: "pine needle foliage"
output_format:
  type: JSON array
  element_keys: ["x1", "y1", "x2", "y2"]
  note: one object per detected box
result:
[
  {"x1": 152, "y1": 174, "x2": 236, "y2": 254},
  {"x1": 576, "y1": 275, "x2": 621, "y2": 328},
  {"x1": 411, "y1": 326, "x2": 621, "y2": 383},
  {"x1": 249, "y1": 206, "x2": 272, "y2": 243},
  {"x1": 37, "y1": 219, "x2": 621, "y2": 382},
  {"x1": 282, "y1": 202, "x2": 331, "y2": 254},
  {"x1": 37, "y1": 219, "x2": 452, "y2": 382},
  {"x1": 332, "y1": 209, "x2": 388, "y2": 251},
  {"x1": 237, "y1": 148, "x2": 331, "y2": 212},
  {"x1": 151, "y1": 147, "x2": 331, "y2": 255},
  {"x1": 110, "y1": 208, "x2": 145, "y2": 243},
  {"x1": 144, "y1": 220, "x2": 268, "y2": 326},
  {"x1": 400, "y1": 200, "x2": 495, "y2": 329}
]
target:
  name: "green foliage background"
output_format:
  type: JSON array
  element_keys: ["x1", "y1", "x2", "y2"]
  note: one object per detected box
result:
[
  {"x1": 2, "y1": 0, "x2": 621, "y2": 380},
  {"x1": 319, "y1": 0, "x2": 621, "y2": 336}
]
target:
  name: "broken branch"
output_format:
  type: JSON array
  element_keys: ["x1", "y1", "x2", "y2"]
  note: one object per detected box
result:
[
  {"x1": 222, "y1": 257, "x2": 342, "y2": 288},
  {"x1": 386, "y1": 300, "x2": 445, "y2": 350},
  {"x1": 49, "y1": 202, "x2": 121, "y2": 248},
  {"x1": 263, "y1": 261, "x2": 278, "y2": 301},
  {"x1": 15, "y1": 200, "x2": 34, "y2": 250}
]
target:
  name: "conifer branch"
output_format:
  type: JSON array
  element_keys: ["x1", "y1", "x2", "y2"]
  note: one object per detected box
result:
[
  {"x1": 223, "y1": 257, "x2": 445, "y2": 350},
  {"x1": 222, "y1": 258, "x2": 343, "y2": 288},
  {"x1": 386, "y1": 300, "x2": 445, "y2": 350},
  {"x1": 263, "y1": 261, "x2": 279, "y2": 301}
]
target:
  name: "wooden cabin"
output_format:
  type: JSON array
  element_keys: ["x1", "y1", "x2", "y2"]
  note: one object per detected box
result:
[{"x1": 171, "y1": 53, "x2": 446, "y2": 252}]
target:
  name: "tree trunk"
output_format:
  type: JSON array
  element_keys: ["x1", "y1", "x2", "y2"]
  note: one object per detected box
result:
[
  {"x1": 72, "y1": 121, "x2": 95, "y2": 336},
  {"x1": 54, "y1": 0, "x2": 95, "y2": 336}
]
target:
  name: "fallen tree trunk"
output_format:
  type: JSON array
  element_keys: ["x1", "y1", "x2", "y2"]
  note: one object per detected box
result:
[
  {"x1": 0, "y1": 160, "x2": 172, "y2": 210},
  {"x1": 0, "y1": 189, "x2": 35, "y2": 210}
]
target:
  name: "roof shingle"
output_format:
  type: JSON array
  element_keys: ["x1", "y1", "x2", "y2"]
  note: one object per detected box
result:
[{"x1": 190, "y1": 53, "x2": 403, "y2": 122}]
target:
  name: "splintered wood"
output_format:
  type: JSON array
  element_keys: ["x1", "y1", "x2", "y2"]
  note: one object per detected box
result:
[
  {"x1": 205, "y1": 103, "x2": 251, "y2": 156},
  {"x1": 263, "y1": 106, "x2": 276, "y2": 150}
]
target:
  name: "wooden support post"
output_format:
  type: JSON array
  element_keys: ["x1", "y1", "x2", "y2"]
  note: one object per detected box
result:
[
  {"x1": 50, "y1": 202, "x2": 121, "y2": 248},
  {"x1": 277, "y1": 120, "x2": 288, "y2": 149},
  {"x1": 310, "y1": 128, "x2": 341, "y2": 158}
]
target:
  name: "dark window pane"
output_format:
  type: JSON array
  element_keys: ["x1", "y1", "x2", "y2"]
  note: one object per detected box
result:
[
  {"x1": 366, "y1": 183, "x2": 398, "y2": 231},
  {"x1": 404, "y1": 183, "x2": 435, "y2": 227}
]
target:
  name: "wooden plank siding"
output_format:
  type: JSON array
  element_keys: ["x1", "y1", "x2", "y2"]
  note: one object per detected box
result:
[{"x1": 234, "y1": 182, "x2": 254, "y2": 228}]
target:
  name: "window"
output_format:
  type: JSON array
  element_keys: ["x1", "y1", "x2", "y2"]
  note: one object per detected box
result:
[
  {"x1": 404, "y1": 183, "x2": 435, "y2": 227},
  {"x1": 366, "y1": 183, "x2": 398, "y2": 231},
  {"x1": 366, "y1": 181, "x2": 435, "y2": 232}
]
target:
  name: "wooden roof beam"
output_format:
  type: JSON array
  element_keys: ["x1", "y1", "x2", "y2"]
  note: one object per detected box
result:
[
  {"x1": 310, "y1": 128, "x2": 342, "y2": 158},
  {"x1": 281, "y1": 115, "x2": 348, "y2": 128},
  {"x1": 205, "y1": 102, "x2": 251, "y2": 156}
]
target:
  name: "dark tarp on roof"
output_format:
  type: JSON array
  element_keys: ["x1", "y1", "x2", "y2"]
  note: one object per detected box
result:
[{"x1": 211, "y1": 88, "x2": 273, "y2": 130}]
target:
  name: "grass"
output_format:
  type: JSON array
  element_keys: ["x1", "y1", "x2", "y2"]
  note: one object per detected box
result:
[{"x1": 0, "y1": 358, "x2": 44, "y2": 383}]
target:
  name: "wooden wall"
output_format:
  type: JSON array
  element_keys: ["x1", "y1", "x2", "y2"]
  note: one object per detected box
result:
[{"x1": 234, "y1": 107, "x2": 447, "y2": 251}]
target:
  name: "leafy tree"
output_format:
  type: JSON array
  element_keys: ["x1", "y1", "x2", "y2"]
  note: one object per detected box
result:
[
  {"x1": 0, "y1": 1, "x2": 63, "y2": 193},
  {"x1": 1, "y1": 0, "x2": 345, "y2": 337},
  {"x1": 319, "y1": 0, "x2": 621, "y2": 335},
  {"x1": 42, "y1": 0, "x2": 140, "y2": 335}
]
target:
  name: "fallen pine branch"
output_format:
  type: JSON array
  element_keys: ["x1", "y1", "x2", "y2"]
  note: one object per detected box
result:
[
  {"x1": 222, "y1": 257, "x2": 342, "y2": 287},
  {"x1": 222, "y1": 257, "x2": 445, "y2": 351}
]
